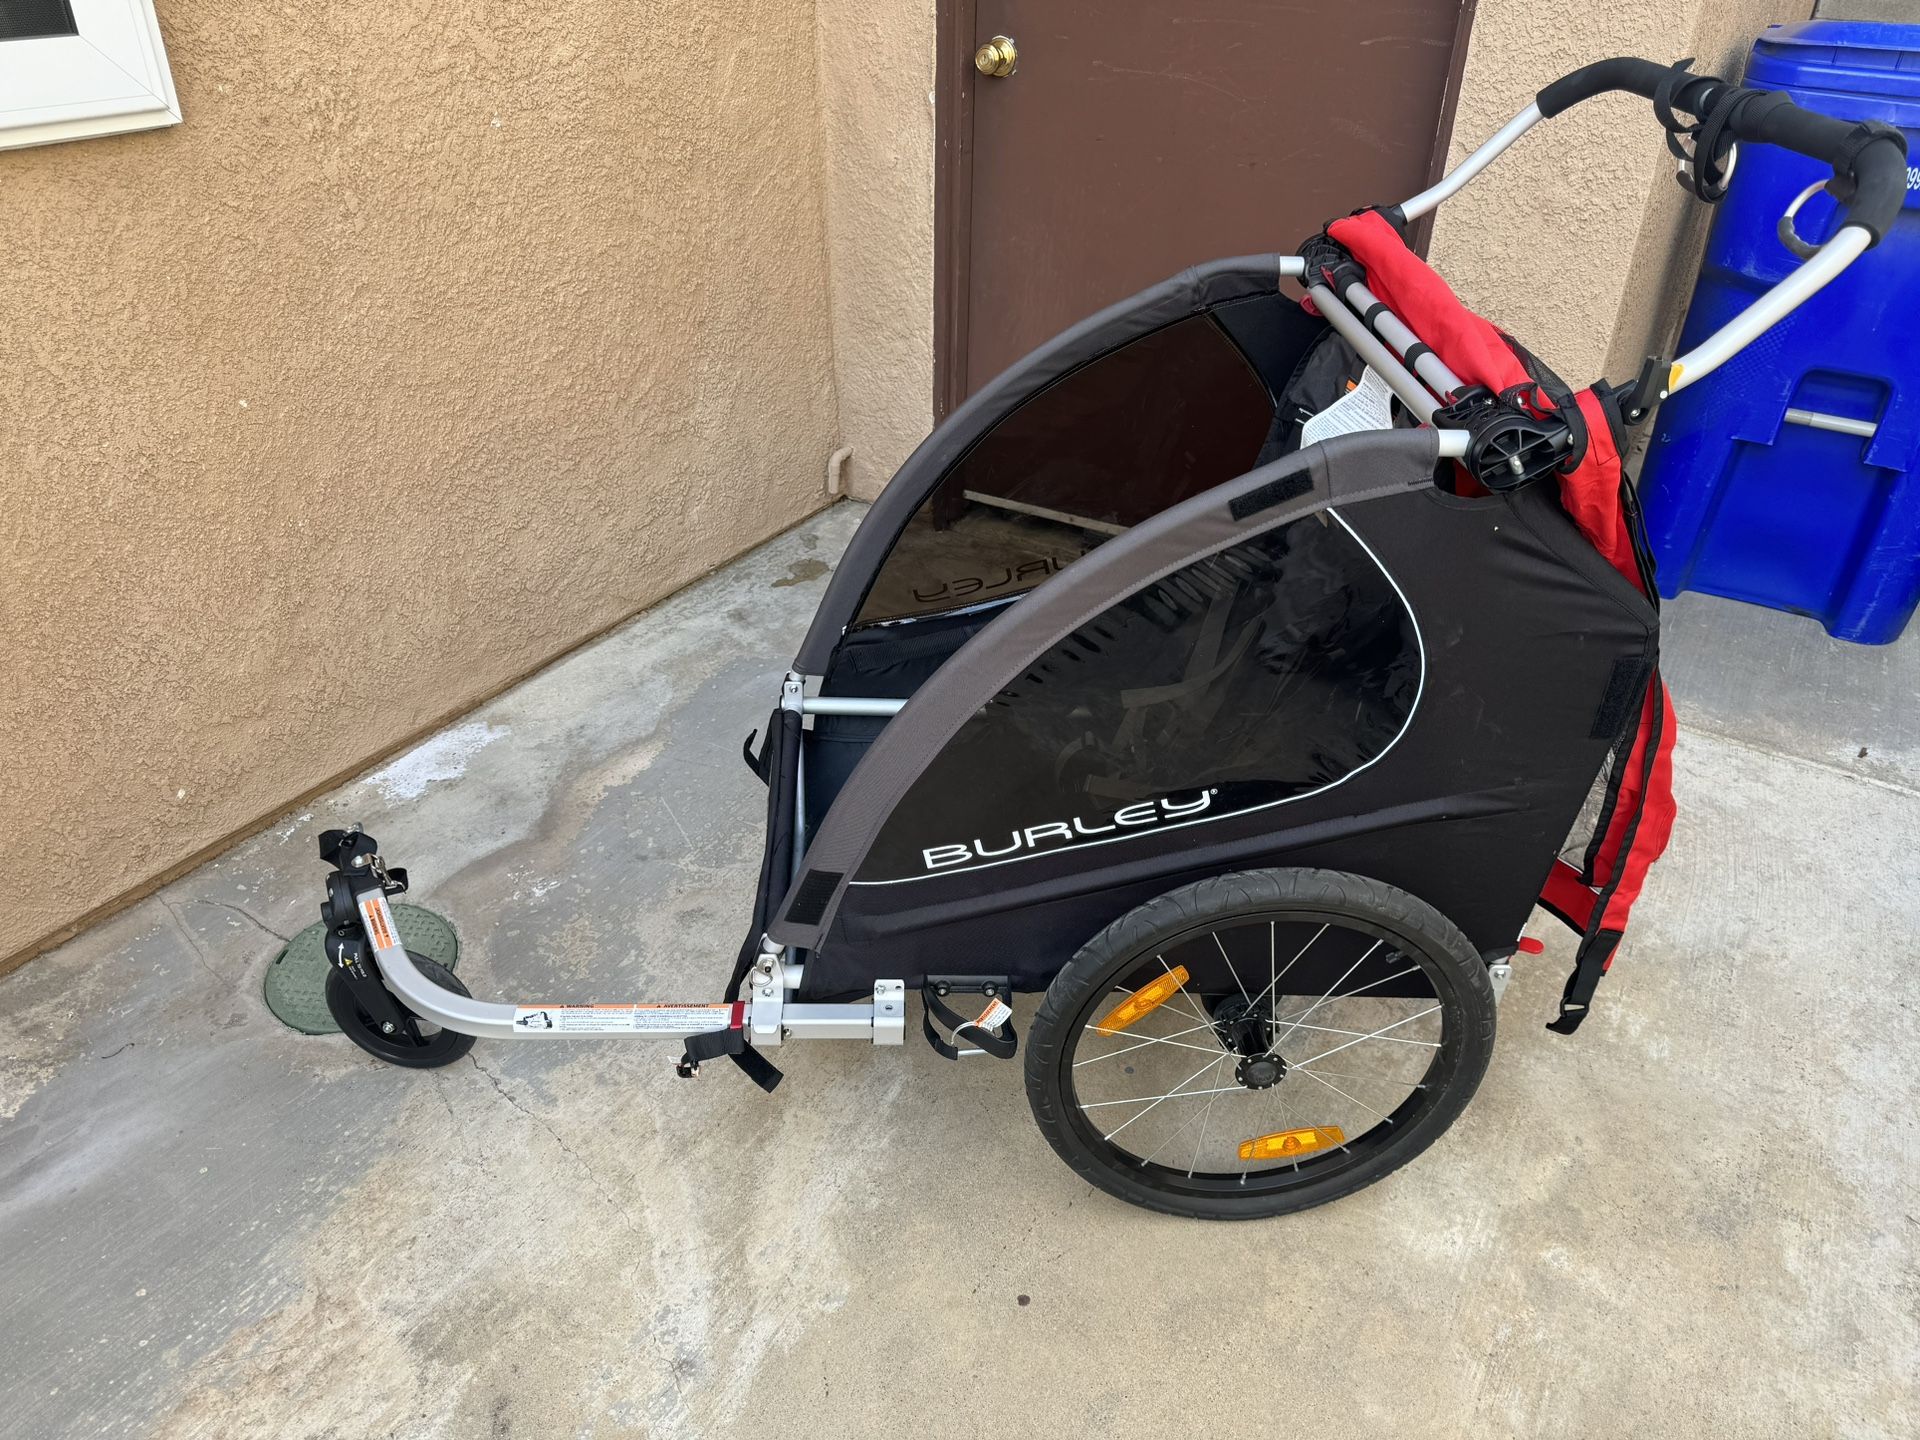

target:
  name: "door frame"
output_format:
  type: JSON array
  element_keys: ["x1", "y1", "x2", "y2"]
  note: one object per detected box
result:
[{"x1": 932, "y1": 0, "x2": 1479, "y2": 419}]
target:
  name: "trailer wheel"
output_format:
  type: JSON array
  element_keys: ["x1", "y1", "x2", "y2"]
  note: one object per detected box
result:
[
  {"x1": 1026, "y1": 868, "x2": 1495, "y2": 1220},
  {"x1": 325, "y1": 954, "x2": 478, "y2": 1069}
]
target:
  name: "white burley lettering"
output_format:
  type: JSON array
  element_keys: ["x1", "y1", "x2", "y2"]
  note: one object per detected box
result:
[{"x1": 918, "y1": 791, "x2": 1216, "y2": 873}]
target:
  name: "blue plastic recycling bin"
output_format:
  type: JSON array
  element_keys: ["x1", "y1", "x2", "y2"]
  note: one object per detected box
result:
[{"x1": 1640, "y1": 21, "x2": 1920, "y2": 644}]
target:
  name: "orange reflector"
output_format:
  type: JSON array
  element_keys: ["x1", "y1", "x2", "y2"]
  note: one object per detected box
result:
[
  {"x1": 1237, "y1": 1126, "x2": 1345, "y2": 1162},
  {"x1": 1093, "y1": 966, "x2": 1190, "y2": 1034}
]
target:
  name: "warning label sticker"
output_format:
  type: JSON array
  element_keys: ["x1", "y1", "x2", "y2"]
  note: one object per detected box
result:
[
  {"x1": 359, "y1": 893, "x2": 399, "y2": 952},
  {"x1": 973, "y1": 997, "x2": 1013, "y2": 1032},
  {"x1": 511, "y1": 1003, "x2": 734, "y2": 1035}
]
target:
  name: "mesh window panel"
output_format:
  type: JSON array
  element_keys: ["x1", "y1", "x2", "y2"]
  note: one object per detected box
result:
[
  {"x1": 853, "y1": 306, "x2": 1285, "y2": 628},
  {"x1": 0, "y1": 1, "x2": 78, "y2": 41},
  {"x1": 856, "y1": 511, "x2": 1422, "y2": 884}
]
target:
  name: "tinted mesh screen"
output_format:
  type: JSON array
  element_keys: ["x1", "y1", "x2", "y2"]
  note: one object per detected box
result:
[
  {"x1": 854, "y1": 305, "x2": 1282, "y2": 628},
  {"x1": 856, "y1": 511, "x2": 1421, "y2": 883},
  {"x1": 0, "y1": 1, "x2": 79, "y2": 41}
]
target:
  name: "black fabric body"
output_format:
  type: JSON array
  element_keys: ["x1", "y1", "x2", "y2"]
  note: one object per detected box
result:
[
  {"x1": 732, "y1": 266, "x2": 1657, "y2": 1005},
  {"x1": 794, "y1": 478, "x2": 1653, "y2": 1000}
]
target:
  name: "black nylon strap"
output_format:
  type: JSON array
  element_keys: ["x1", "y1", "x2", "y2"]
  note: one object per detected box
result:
[
  {"x1": 1652, "y1": 57, "x2": 1701, "y2": 162},
  {"x1": 1547, "y1": 930, "x2": 1623, "y2": 1035},
  {"x1": 677, "y1": 1023, "x2": 783, "y2": 1092},
  {"x1": 920, "y1": 984, "x2": 1018, "y2": 1061},
  {"x1": 741, "y1": 727, "x2": 771, "y2": 784},
  {"x1": 1554, "y1": 672, "x2": 1665, "y2": 1033}
]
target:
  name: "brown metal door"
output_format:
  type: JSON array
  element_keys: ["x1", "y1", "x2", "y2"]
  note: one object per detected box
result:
[{"x1": 939, "y1": 0, "x2": 1472, "y2": 407}]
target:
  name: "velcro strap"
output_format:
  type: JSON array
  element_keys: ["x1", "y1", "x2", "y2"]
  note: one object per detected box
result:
[
  {"x1": 741, "y1": 727, "x2": 772, "y2": 784},
  {"x1": 677, "y1": 1023, "x2": 783, "y2": 1092},
  {"x1": 1833, "y1": 120, "x2": 1907, "y2": 201}
]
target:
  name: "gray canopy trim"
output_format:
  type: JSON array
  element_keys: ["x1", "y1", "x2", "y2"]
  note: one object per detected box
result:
[
  {"x1": 768, "y1": 426, "x2": 1442, "y2": 951},
  {"x1": 792, "y1": 254, "x2": 1297, "y2": 674}
]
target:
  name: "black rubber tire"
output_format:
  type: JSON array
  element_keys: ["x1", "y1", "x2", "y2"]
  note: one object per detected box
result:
[
  {"x1": 325, "y1": 953, "x2": 478, "y2": 1069},
  {"x1": 1025, "y1": 867, "x2": 1496, "y2": 1220}
]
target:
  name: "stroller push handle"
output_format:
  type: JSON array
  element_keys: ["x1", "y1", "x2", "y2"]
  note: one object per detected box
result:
[
  {"x1": 1536, "y1": 56, "x2": 1909, "y2": 246},
  {"x1": 1395, "y1": 56, "x2": 1906, "y2": 409}
]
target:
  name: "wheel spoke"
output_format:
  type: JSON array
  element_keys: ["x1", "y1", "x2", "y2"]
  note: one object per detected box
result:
[
  {"x1": 1269, "y1": 964, "x2": 1425, "y2": 1025},
  {"x1": 1215, "y1": 932, "x2": 1254, "y2": 1008},
  {"x1": 1273, "y1": 941, "x2": 1382, "y2": 1050},
  {"x1": 1096, "y1": 1053, "x2": 1229, "y2": 1139},
  {"x1": 1290, "y1": 1005, "x2": 1443, "y2": 1068},
  {"x1": 1293, "y1": 1065, "x2": 1426, "y2": 1089},
  {"x1": 1138, "y1": 1055, "x2": 1230, "y2": 1166},
  {"x1": 1189, "y1": 1056, "x2": 1230, "y2": 1176},
  {"x1": 1242, "y1": 923, "x2": 1328, "y2": 1032},
  {"x1": 1277, "y1": 1017, "x2": 1442, "y2": 1049},
  {"x1": 1088, "y1": 1083, "x2": 1250, "y2": 1113},
  {"x1": 1073, "y1": 1029, "x2": 1228, "y2": 1065},
  {"x1": 1292, "y1": 1064, "x2": 1392, "y2": 1124}
]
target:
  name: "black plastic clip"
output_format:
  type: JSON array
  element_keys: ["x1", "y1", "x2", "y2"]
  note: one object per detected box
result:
[
  {"x1": 921, "y1": 976, "x2": 1018, "y2": 1061},
  {"x1": 1433, "y1": 386, "x2": 1574, "y2": 491},
  {"x1": 1618, "y1": 356, "x2": 1671, "y2": 425}
]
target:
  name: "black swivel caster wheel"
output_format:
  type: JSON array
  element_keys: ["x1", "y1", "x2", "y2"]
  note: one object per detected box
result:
[{"x1": 324, "y1": 953, "x2": 478, "y2": 1069}]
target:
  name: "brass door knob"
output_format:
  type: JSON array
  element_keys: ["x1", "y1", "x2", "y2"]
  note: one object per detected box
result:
[{"x1": 974, "y1": 35, "x2": 1018, "y2": 78}]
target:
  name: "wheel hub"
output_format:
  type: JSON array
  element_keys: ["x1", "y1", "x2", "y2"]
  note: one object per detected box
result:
[
  {"x1": 1234, "y1": 1053, "x2": 1286, "y2": 1090},
  {"x1": 1209, "y1": 995, "x2": 1275, "y2": 1056}
]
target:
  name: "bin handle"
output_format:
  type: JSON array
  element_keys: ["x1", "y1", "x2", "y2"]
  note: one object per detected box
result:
[{"x1": 1778, "y1": 178, "x2": 1834, "y2": 261}]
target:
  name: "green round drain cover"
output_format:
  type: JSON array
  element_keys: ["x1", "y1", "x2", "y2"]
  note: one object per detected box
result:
[{"x1": 264, "y1": 903, "x2": 459, "y2": 1035}]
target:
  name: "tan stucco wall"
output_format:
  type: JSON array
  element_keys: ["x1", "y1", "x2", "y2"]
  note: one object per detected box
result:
[
  {"x1": 0, "y1": 2, "x2": 842, "y2": 967},
  {"x1": 814, "y1": 0, "x2": 937, "y2": 503}
]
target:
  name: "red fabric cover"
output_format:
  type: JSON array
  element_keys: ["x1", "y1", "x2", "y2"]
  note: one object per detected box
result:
[{"x1": 1325, "y1": 210, "x2": 1677, "y2": 962}]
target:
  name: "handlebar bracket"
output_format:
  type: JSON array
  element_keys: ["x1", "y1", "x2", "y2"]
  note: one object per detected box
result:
[{"x1": 1433, "y1": 386, "x2": 1578, "y2": 491}]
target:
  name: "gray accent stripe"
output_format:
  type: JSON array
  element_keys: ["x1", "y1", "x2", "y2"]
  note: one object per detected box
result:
[
  {"x1": 769, "y1": 427, "x2": 1441, "y2": 951},
  {"x1": 793, "y1": 255, "x2": 1296, "y2": 673}
]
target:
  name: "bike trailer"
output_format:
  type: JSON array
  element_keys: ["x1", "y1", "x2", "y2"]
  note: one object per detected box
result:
[{"x1": 308, "y1": 58, "x2": 1907, "y2": 1218}]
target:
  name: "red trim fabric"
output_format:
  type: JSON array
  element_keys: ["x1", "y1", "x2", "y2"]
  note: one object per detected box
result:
[
  {"x1": 1327, "y1": 211, "x2": 1530, "y2": 396},
  {"x1": 1540, "y1": 859, "x2": 1599, "y2": 930},
  {"x1": 1325, "y1": 210, "x2": 1677, "y2": 976}
]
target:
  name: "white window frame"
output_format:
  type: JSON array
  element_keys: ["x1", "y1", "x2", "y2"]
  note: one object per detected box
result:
[{"x1": 0, "y1": 0, "x2": 180, "y2": 151}]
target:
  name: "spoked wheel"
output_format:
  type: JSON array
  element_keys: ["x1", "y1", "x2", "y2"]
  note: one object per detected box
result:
[
  {"x1": 1026, "y1": 868, "x2": 1495, "y2": 1219},
  {"x1": 324, "y1": 953, "x2": 477, "y2": 1069}
]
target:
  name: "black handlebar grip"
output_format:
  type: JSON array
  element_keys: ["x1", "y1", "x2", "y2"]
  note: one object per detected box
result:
[
  {"x1": 1535, "y1": 57, "x2": 1721, "y2": 119},
  {"x1": 1536, "y1": 56, "x2": 1911, "y2": 246},
  {"x1": 1721, "y1": 93, "x2": 1909, "y2": 242},
  {"x1": 1836, "y1": 128, "x2": 1910, "y2": 243}
]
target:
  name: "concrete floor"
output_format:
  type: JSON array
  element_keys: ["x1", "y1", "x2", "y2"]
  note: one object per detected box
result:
[{"x1": 3, "y1": 503, "x2": 1916, "y2": 1439}]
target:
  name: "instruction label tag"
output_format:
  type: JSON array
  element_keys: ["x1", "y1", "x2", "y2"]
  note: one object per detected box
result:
[
  {"x1": 972, "y1": 997, "x2": 1013, "y2": 1033},
  {"x1": 1300, "y1": 366, "x2": 1396, "y2": 447},
  {"x1": 358, "y1": 892, "x2": 400, "y2": 952},
  {"x1": 511, "y1": 1003, "x2": 734, "y2": 1035}
]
